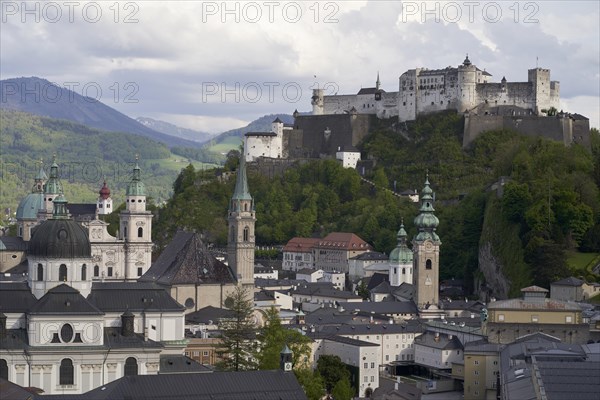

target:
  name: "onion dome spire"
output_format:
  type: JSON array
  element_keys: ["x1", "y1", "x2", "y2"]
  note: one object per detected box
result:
[{"x1": 99, "y1": 178, "x2": 111, "y2": 199}]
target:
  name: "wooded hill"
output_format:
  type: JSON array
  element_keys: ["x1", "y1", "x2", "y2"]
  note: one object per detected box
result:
[{"x1": 153, "y1": 111, "x2": 600, "y2": 298}]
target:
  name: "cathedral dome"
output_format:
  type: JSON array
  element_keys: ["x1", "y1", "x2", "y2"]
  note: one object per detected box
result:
[
  {"x1": 389, "y1": 223, "x2": 413, "y2": 264},
  {"x1": 16, "y1": 192, "x2": 44, "y2": 220},
  {"x1": 28, "y1": 195, "x2": 91, "y2": 259},
  {"x1": 29, "y1": 219, "x2": 91, "y2": 258}
]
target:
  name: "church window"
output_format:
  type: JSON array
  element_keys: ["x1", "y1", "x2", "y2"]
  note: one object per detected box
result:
[
  {"x1": 402, "y1": 268, "x2": 406, "y2": 275},
  {"x1": 243, "y1": 226, "x2": 249, "y2": 242},
  {"x1": 138, "y1": 227, "x2": 143, "y2": 238},
  {"x1": 0, "y1": 359, "x2": 7, "y2": 380},
  {"x1": 230, "y1": 226, "x2": 235, "y2": 242},
  {"x1": 60, "y1": 323, "x2": 74, "y2": 343},
  {"x1": 124, "y1": 357, "x2": 138, "y2": 376},
  {"x1": 37, "y1": 263, "x2": 44, "y2": 281},
  {"x1": 244, "y1": 203, "x2": 248, "y2": 212},
  {"x1": 107, "y1": 267, "x2": 113, "y2": 277},
  {"x1": 124, "y1": 226, "x2": 128, "y2": 238},
  {"x1": 426, "y1": 259, "x2": 432, "y2": 270},
  {"x1": 94, "y1": 265, "x2": 99, "y2": 277},
  {"x1": 59, "y1": 359, "x2": 74, "y2": 385},
  {"x1": 81, "y1": 264, "x2": 87, "y2": 280},
  {"x1": 107, "y1": 204, "x2": 111, "y2": 208},
  {"x1": 393, "y1": 268, "x2": 397, "y2": 275},
  {"x1": 138, "y1": 267, "x2": 143, "y2": 277},
  {"x1": 431, "y1": 102, "x2": 434, "y2": 106},
  {"x1": 59, "y1": 264, "x2": 68, "y2": 281},
  {"x1": 99, "y1": 204, "x2": 103, "y2": 208}
]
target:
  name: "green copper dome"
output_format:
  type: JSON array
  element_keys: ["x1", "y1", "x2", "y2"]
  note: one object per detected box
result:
[
  {"x1": 389, "y1": 221, "x2": 413, "y2": 264},
  {"x1": 126, "y1": 161, "x2": 146, "y2": 196},
  {"x1": 16, "y1": 192, "x2": 44, "y2": 220}
]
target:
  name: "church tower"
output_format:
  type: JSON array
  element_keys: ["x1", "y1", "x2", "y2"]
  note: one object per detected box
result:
[
  {"x1": 227, "y1": 153, "x2": 255, "y2": 288},
  {"x1": 96, "y1": 179, "x2": 113, "y2": 215},
  {"x1": 389, "y1": 219, "x2": 413, "y2": 287},
  {"x1": 412, "y1": 174, "x2": 441, "y2": 309},
  {"x1": 16, "y1": 160, "x2": 46, "y2": 241},
  {"x1": 40, "y1": 156, "x2": 63, "y2": 220},
  {"x1": 119, "y1": 158, "x2": 153, "y2": 279}
]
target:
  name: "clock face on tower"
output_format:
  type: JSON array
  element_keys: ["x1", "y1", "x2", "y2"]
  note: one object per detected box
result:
[
  {"x1": 284, "y1": 362, "x2": 293, "y2": 372},
  {"x1": 425, "y1": 242, "x2": 433, "y2": 251}
]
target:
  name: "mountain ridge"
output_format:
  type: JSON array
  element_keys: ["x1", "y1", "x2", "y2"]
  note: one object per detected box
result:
[{"x1": 0, "y1": 77, "x2": 204, "y2": 149}]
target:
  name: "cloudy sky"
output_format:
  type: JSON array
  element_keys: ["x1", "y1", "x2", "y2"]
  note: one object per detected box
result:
[{"x1": 1, "y1": 1, "x2": 599, "y2": 133}]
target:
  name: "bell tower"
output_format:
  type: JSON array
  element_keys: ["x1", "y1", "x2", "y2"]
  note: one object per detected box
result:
[
  {"x1": 412, "y1": 174, "x2": 441, "y2": 309},
  {"x1": 119, "y1": 157, "x2": 153, "y2": 279},
  {"x1": 227, "y1": 153, "x2": 255, "y2": 288}
]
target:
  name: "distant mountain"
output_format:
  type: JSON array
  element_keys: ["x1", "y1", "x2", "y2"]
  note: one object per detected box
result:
[
  {"x1": 0, "y1": 77, "x2": 203, "y2": 149},
  {"x1": 204, "y1": 114, "x2": 294, "y2": 153},
  {"x1": 136, "y1": 117, "x2": 214, "y2": 144}
]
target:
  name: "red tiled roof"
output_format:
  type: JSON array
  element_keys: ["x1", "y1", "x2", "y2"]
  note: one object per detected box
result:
[
  {"x1": 283, "y1": 237, "x2": 320, "y2": 253},
  {"x1": 315, "y1": 232, "x2": 372, "y2": 251}
]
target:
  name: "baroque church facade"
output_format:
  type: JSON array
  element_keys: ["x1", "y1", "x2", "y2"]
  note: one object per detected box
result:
[{"x1": 14, "y1": 158, "x2": 153, "y2": 281}]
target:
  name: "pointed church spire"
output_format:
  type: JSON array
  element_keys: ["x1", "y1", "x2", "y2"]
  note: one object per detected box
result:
[
  {"x1": 376, "y1": 72, "x2": 381, "y2": 90},
  {"x1": 232, "y1": 151, "x2": 252, "y2": 201}
]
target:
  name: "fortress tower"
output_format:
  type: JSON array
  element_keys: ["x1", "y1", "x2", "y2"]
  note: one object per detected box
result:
[
  {"x1": 311, "y1": 89, "x2": 324, "y2": 115},
  {"x1": 457, "y1": 55, "x2": 478, "y2": 112}
]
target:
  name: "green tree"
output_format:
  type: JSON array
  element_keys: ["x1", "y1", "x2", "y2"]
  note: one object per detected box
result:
[
  {"x1": 331, "y1": 378, "x2": 354, "y2": 400},
  {"x1": 294, "y1": 368, "x2": 325, "y2": 400},
  {"x1": 502, "y1": 182, "x2": 532, "y2": 223},
  {"x1": 356, "y1": 280, "x2": 370, "y2": 300},
  {"x1": 317, "y1": 355, "x2": 351, "y2": 393},
  {"x1": 256, "y1": 308, "x2": 312, "y2": 370},
  {"x1": 216, "y1": 286, "x2": 257, "y2": 371}
]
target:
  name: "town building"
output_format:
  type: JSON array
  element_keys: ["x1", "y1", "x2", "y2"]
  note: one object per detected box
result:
[
  {"x1": 282, "y1": 238, "x2": 320, "y2": 271},
  {"x1": 550, "y1": 276, "x2": 600, "y2": 302},
  {"x1": 484, "y1": 286, "x2": 589, "y2": 344}
]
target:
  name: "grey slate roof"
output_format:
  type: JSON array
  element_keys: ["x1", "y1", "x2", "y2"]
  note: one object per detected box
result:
[
  {"x1": 51, "y1": 370, "x2": 308, "y2": 399},
  {"x1": 552, "y1": 276, "x2": 585, "y2": 287},
  {"x1": 0, "y1": 378, "x2": 36, "y2": 400},
  {"x1": 185, "y1": 306, "x2": 236, "y2": 325},
  {"x1": 88, "y1": 282, "x2": 185, "y2": 312},
  {"x1": 104, "y1": 327, "x2": 163, "y2": 350},
  {"x1": 0, "y1": 282, "x2": 39, "y2": 313},
  {"x1": 291, "y1": 284, "x2": 361, "y2": 300},
  {"x1": 318, "y1": 321, "x2": 423, "y2": 336},
  {"x1": 159, "y1": 355, "x2": 212, "y2": 374},
  {"x1": 141, "y1": 231, "x2": 235, "y2": 285},
  {"x1": 536, "y1": 361, "x2": 600, "y2": 400},
  {"x1": 0, "y1": 236, "x2": 27, "y2": 251},
  {"x1": 414, "y1": 331, "x2": 463, "y2": 350},
  {"x1": 67, "y1": 203, "x2": 97, "y2": 218},
  {"x1": 327, "y1": 335, "x2": 379, "y2": 347},
  {"x1": 338, "y1": 301, "x2": 418, "y2": 315},
  {"x1": 29, "y1": 284, "x2": 104, "y2": 315},
  {"x1": 304, "y1": 307, "x2": 390, "y2": 326},
  {"x1": 0, "y1": 329, "x2": 29, "y2": 350},
  {"x1": 350, "y1": 251, "x2": 388, "y2": 261}
]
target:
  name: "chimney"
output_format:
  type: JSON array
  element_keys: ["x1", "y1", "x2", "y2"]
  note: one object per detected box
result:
[
  {"x1": 0, "y1": 312, "x2": 6, "y2": 338},
  {"x1": 121, "y1": 310, "x2": 134, "y2": 336}
]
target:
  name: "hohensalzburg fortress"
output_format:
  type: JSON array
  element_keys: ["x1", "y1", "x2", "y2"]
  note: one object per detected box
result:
[{"x1": 312, "y1": 55, "x2": 560, "y2": 121}]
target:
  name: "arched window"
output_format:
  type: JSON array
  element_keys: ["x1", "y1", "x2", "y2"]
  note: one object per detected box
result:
[
  {"x1": 137, "y1": 227, "x2": 143, "y2": 238},
  {"x1": 230, "y1": 226, "x2": 235, "y2": 242},
  {"x1": 124, "y1": 357, "x2": 138, "y2": 376},
  {"x1": 59, "y1": 264, "x2": 68, "y2": 282},
  {"x1": 59, "y1": 359, "x2": 74, "y2": 385},
  {"x1": 243, "y1": 226, "x2": 249, "y2": 242},
  {"x1": 37, "y1": 263, "x2": 44, "y2": 281},
  {"x1": 244, "y1": 203, "x2": 248, "y2": 212},
  {"x1": 393, "y1": 268, "x2": 397, "y2": 275},
  {"x1": 426, "y1": 259, "x2": 432, "y2": 270},
  {"x1": 0, "y1": 359, "x2": 7, "y2": 380},
  {"x1": 402, "y1": 268, "x2": 406, "y2": 275},
  {"x1": 94, "y1": 265, "x2": 99, "y2": 277},
  {"x1": 124, "y1": 226, "x2": 127, "y2": 239},
  {"x1": 81, "y1": 264, "x2": 87, "y2": 280}
]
